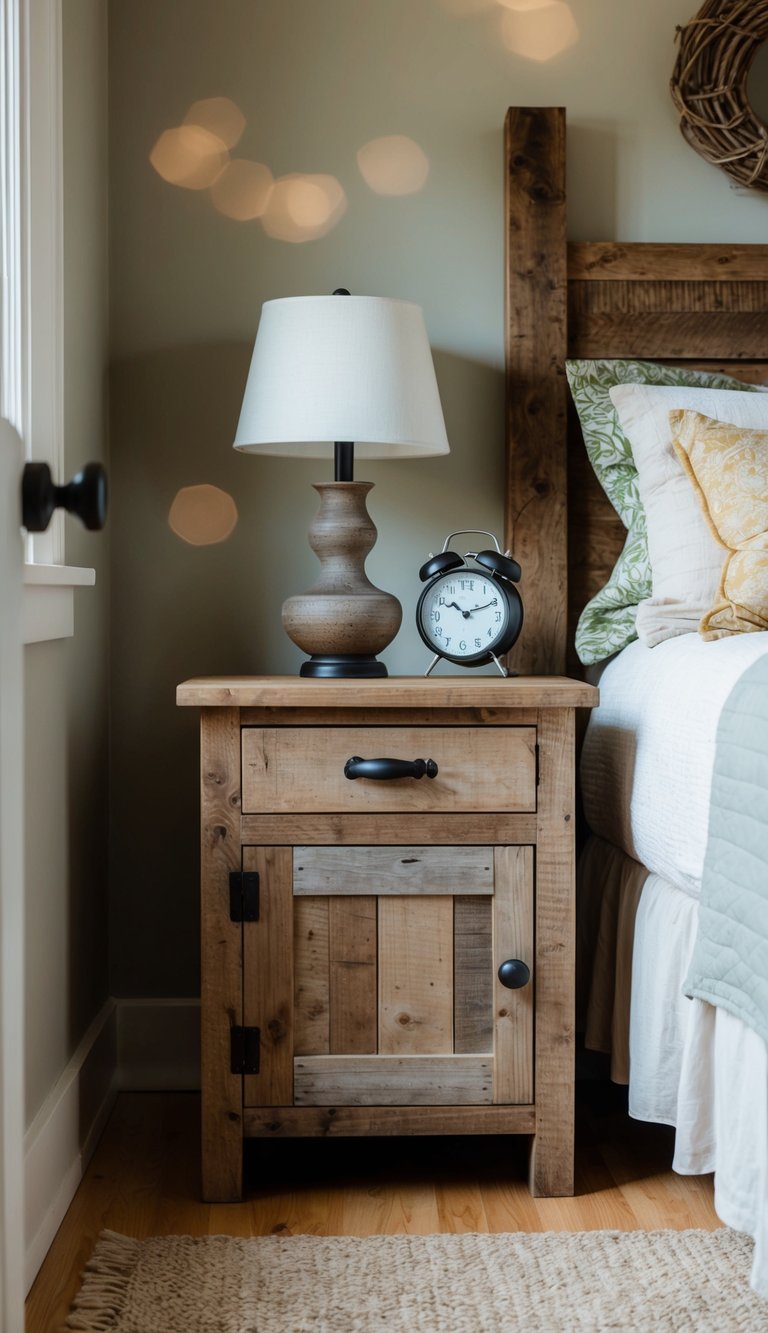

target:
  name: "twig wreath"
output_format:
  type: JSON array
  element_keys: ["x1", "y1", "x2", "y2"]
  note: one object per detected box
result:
[{"x1": 670, "y1": 0, "x2": 768, "y2": 190}]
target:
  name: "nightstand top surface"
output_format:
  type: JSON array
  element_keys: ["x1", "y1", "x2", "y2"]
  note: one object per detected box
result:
[{"x1": 176, "y1": 675, "x2": 598, "y2": 709}]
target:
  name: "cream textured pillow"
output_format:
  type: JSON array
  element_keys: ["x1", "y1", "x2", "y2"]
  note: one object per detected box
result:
[
  {"x1": 608, "y1": 384, "x2": 768, "y2": 645},
  {"x1": 670, "y1": 409, "x2": 768, "y2": 639}
]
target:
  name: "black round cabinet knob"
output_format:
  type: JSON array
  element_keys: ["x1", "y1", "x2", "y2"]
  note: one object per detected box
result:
[
  {"x1": 22, "y1": 461, "x2": 107, "y2": 533},
  {"x1": 497, "y1": 958, "x2": 531, "y2": 989}
]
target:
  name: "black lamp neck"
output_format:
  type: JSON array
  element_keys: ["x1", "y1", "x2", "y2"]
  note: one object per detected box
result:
[{"x1": 334, "y1": 441, "x2": 354, "y2": 482}]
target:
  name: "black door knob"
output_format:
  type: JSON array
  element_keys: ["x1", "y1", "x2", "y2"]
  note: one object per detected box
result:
[
  {"x1": 498, "y1": 958, "x2": 531, "y2": 989},
  {"x1": 22, "y1": 461, "x2": 107, "y2": 532}
]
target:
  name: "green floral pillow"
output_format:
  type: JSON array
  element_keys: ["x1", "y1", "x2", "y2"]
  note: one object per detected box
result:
[{"x1": 565, "y1": 358, "x2": 761, "y2": 665}]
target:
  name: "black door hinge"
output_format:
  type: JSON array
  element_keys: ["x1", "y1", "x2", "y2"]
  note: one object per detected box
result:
[
  {"x1": 229, "y1": 870, "x2": 260, "y2": 922},
  {"x1": 230, "y1": 1025, "x2": 261, "y2": 1075}
]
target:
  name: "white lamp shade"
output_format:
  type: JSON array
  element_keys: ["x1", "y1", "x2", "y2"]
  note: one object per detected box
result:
[{"x1": 233, "y1": 294, "x2": 450, "y2": 458}]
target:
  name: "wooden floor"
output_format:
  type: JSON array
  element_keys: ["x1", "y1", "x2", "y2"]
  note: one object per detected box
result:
[{"x1": 26, "y1": 1086, "x2": 720, "y2": 1333}]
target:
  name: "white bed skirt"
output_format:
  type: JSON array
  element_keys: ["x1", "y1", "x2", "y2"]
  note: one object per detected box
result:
[{"x1": 579, "y1": 835, "x2": 768, "y2": 1298}]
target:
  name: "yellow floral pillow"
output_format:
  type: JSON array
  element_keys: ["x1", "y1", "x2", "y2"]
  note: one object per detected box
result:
[{"x1": 670, "y1": 409, "x2": 768, "y2": 639}]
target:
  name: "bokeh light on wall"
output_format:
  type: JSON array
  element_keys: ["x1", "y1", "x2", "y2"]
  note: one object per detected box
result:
[
  {"x1": 356, "y1": 136, "x2": 430, "y2": 196},
  {"x1": 169, "y1": 485, "x2": 238, "y2": 546},
  {"x1": 211, "y1": 160, "x2": 274, "y2": 220},
  {"x1": 149, "y1": 125, "x2": 229, "y2": 190},
  {"x1": 184, "y1": 97, "x2": 246, "y2": 149},
  {"x1": 499, "y1": 0, "x2": 578, "y2": 61},
  {"x1": 261, "y1": 174, "x2": 347, "y2": 242}
]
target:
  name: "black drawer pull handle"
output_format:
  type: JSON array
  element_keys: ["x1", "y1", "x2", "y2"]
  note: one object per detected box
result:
[
  {"x1": 344, "y1": 756, "x2": 438, "y2": 781},
  {"x1": 498, "y1": 959, "x2": 531, "y2": 989}
]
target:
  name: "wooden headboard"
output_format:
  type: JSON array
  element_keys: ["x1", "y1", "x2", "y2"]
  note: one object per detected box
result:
[{"x1": 504, "y1": 106, "x2": 768, "y2": 677}]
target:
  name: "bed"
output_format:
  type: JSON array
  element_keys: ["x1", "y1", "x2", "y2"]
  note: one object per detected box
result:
[{"x1": 503, "y1": 106, "x2": 768, "y2": 1298}]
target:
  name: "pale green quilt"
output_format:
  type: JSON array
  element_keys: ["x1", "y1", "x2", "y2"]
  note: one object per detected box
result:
[{"x1": 684, "y1": 649, "x2": 768, "y2": 1044}]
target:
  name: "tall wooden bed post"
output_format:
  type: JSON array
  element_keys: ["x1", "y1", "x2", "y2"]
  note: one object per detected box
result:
[{"x1": 505, "y1": 107, "x2": 568, "y2": 677}]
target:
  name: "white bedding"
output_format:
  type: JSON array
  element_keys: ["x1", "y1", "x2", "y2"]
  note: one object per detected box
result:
[
  {"x1": 580, "y1": 632, "x2": 768, "y2": 896},
  {"x1": 579, "y1": 842, "x2": 768, "y2": 1300},
  {"x1": 580, "y1": 634, "x2": 768, "y2": 1299}
]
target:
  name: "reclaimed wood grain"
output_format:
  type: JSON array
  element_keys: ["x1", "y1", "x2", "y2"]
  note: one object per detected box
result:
[
  {"x1": 243, "y1": 1103, "x2": 535, "y2": 1137},
  {"x1": 568, "y1": 240, "x2": 768, "y2": 281},
  {"x1": 294, "y1": 1055, "x2": 492, "y2": 1106},
  {"x1": 293, "y1": 846, "x2": 494, "y2": 897},
  {"x1": 329, "y1": 897, "x2": 378, "y2": 1054},
  {"x1": 241, "y1": 813, "x2": 539, "y2": 847},
  {"x1": 529, "y1": 708, "x2": 576, "y2": 1196},
  {"x1": 378, "y1": 897, "x2": 454, "y2": 1055},
  {"x1": 200, "y1": 709, "x2": 243, "y2": 1202},
  {"x1": 242, "y1": 726, "x2": 537, "y2": 815},
  {"x1": 492, "y1": 846, "x2": 534, "y2": 1104},
  {"x1": 504, "y1": 105, "x2": 568, "y2": 675},
  {"x1": 177, "y1": 676, "x2": 597, "y2": 710},
  {"x1": 243, "y1": 846, "x2": 294, "y2": 1108},
  {"x1": 293, "y1": 897, "x2": 330, "y2": 1056},
  {"x1": 453, "y1": 896, "x2": 494, "y2": 1055}
]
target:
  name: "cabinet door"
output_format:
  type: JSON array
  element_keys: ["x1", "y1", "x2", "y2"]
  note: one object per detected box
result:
[{"x1": 242, "y1": 845, "x2": 533, "y2": 1108}]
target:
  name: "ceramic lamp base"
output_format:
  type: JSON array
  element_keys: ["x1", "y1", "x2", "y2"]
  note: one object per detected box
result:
[{"x1": 282, "y1": 481, "x2": 402, "y2": 677}]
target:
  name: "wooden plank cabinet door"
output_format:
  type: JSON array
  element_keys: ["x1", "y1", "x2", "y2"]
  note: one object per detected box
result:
[{"x1": 243, "y1": 844, "x2": 534, "y2": 1109}]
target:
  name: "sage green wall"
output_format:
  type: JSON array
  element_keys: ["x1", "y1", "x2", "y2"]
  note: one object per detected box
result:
[
  {"x1": 24, "y1": 0, "x2": 110, "y2": 1123},
  {"x1": 108, "y1": 0, "x2": 768, "y2": 997}
]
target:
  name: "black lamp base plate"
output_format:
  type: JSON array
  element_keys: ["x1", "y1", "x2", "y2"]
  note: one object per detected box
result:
[{"x1": 299, "y1": 655, "x2": 388, "y2": 679}]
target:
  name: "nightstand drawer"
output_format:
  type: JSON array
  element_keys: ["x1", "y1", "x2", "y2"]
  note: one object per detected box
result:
[{"x1": 241, "y1": 726, "x2": 537, "y2": 814}]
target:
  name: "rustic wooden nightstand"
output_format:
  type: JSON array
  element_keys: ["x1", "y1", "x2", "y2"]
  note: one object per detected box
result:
[{"x1": 176, "y1": 675, "x2": 597, "y2": 1202}]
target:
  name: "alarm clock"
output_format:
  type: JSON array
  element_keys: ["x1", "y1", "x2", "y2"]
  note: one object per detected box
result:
[{"x1": 416, "y1": 531, "x2": 523, "y2": 677}]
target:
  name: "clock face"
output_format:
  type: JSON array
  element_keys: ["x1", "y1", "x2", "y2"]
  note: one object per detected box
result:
[{"x1": 417, "y1": 570, "x2": 510, "y2": 661}]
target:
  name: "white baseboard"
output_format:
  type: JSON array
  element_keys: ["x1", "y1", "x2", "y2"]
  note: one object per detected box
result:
[
  {"x1": 24, "y1": 997, "x2": 201, "y2": 1293},
  {"x1": 24, "y1": 998, "x2": 118, "y2": 1293}
]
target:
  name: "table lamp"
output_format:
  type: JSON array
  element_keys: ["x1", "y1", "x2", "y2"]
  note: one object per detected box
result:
[{"x1": 233, "y1": 290, "x2": 450, "y2": 677}]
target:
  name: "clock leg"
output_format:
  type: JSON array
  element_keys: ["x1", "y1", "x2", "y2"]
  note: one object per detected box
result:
[
  {"x1": 424, "y1": 652, "x2": 441, "y2": 677},
  {"x1": 490, "y1": 651, "x2": 510, "y2": 677}
]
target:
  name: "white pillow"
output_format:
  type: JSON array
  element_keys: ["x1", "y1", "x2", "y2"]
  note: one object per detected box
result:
[{"x1": 608, "y1": 383, "x2": 768, "y2": 645}]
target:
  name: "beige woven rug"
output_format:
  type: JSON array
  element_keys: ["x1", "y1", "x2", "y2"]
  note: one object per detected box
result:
[{"x1": 66, "y1": 1228, "x2": 764, "y2": 1333}]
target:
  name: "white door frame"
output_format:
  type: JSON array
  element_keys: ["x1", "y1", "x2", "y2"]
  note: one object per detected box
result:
[
  {"x1": 1, "y1": 1, "x2": 64, "y2": 1326},
  {"x1": 0, "y1": 422, "x2": 25, "y2": 1333},
  {"x1": 2, "y1": 0, "x2": 65, "y2": 565}
]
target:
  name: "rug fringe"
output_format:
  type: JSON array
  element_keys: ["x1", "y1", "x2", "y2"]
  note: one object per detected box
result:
[{"x1": 65, "y1": 1231, "x2": 142, "y2": 1332}]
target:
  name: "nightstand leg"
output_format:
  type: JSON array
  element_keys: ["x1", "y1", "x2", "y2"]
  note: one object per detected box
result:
[
  {"x1": 530, "y1": 707, "x2": 576, "y2": 1197},
  {"x1": 201, "y1": 708, "x2": 244, "y2": 1202}
]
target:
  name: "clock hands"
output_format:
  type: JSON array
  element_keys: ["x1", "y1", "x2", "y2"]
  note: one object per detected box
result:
[{"x1": 444, "y1": 599, "x2": 497, "y2": 619}]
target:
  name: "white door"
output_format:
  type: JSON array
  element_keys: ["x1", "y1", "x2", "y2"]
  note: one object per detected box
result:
[{"x1": 0, "y1": 419, "x2": 26, "y2": 1332}]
